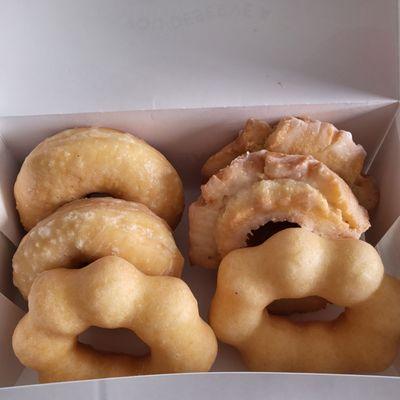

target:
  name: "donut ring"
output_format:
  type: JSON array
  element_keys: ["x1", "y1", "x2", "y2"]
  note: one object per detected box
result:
[
  {"x1": 266, "y1": 117, "x2": 378, "y2": 210},
  {"x1": 13, "y1": 197, "x2": 184, "y2": 298},
  {"x1": 210, "y1": 228, "x2": 400, "y2": 373},
  {"x1": 14, "y1": 127, "x2": 184, "y2": 230},
  {"x1": 13, "y1": 256, "x2": 217, "y2": 382},
  {"x1": 201, "y1": 119, "x2": 272, "y2": 179},
  {"x1": 190, "y1": 150, "x2": 370, "y2": 268},
  {"x1": 202, "y1": 117, "x2": 378, "y2": 210}
]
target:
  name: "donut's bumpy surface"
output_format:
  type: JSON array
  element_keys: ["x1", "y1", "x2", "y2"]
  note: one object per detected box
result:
[
  {"x1": 190, "y1": 150, "x2": 370, "y2": 268},
  {"x1": 13, "y1": 256, "x2": 217, "y2": 382},
  {"x1": 210, "y1": 228, "x2": 400, "y2": 373},
  {"x1": 14, "y1": 127, "x2": 184, "y2": 230},
  {"x1": 13, "y1": 198, "x2": 184, "y2": 298}
]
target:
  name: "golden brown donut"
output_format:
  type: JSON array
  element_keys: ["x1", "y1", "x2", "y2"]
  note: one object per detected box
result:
[
  {"x1": 13, "y1": 256, "x2": 217, "y2": 382},
  {"x1": 14, "y1": 127, "x2": 184, "y2": 230},
  {"x1": 266, "y1": 117, "x2": 378, "y2": 210},
  {"x1": 266, "y1": 117, "x2": 366, "y2": 184},
  {"x1": 190, "y1": 150, "x2": 370, "y2": 268},
  {"x1": 202, "y1": 117, "x2": 378, "y2": 210},
  {"x1": 210, "y1": 228, "x2": 400, "y2": 373},
  {"x1": 202, "y1": 119, "x2": 272, "y2": 178},
  {"x1": 13, "y1": 197, "x2": 184, "y2": 298}
]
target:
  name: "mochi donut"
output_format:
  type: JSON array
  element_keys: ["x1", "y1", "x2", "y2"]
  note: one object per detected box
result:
[
  {"x1": 202, "y1": 117, "x2": 378, "y2": 210},
  {"x1": 14, "y1": 127, "x2": 184, "y2": 230},
  {"x1": 13, "y1": 256, "x2": 217, "y2": 382},
  {"x1": 210, "y1": 228, "x2": 400, "y2": 373},
  {"x1": 189, "y1": 150, "x2": 370, "y2": 269},
  {"x1": 13, "y1": 197, "x2": 184, "y2": 298}
]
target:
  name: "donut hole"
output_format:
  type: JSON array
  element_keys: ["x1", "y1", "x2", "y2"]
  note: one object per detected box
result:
[
  {"x1": 78, "y1": 326, "x2": 150, "y2": 357},
  {"x1": 86, "y1": 192, "x2": 113, "y2": 198},
  {"x1": 246, "y1": 221, "x2": 300, "y2": 247},
  {"x1": 267, "y1": 297, "x2": 345, "y2": 322}
]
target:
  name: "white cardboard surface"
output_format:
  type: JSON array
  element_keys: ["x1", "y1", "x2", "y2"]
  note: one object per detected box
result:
[
  {"x1": 2, "y1": 373, "x2": 400, "y2": 400},
  {"x1": 1, "y1": 0, "x2": 400, "y2": 397},
  {"x1": 0, "y1": 0, "x2": 398, "y2": 117},
  {"x1": 1, "y1": 102, "x2": 399, "y2": 390},
  {"x1": 0, "y1": 293, "x2": 24, "y2": 388},
  {"x1": 367, "y1": 112, "x2": 400, "y2": 244},
  {"x1": 0, "y1": 139, "x2": 21, "y2": 245},
  {"x1": 0, "y1": 101, "x2": 397, "y2": 187},
  {"x1": 376, "y1": 217, "x2": 400, "y2": 279}
]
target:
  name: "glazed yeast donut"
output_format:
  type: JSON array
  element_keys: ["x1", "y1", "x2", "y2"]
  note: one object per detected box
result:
[
  {"x1": 13, "y1": 256, "x2": 217, "y2": 382},
  {"x1": 202, "y1": 117, "x2": 378, "y2": 210},
  {"x1": 14, "y1": 127, "x2": 184, "y2": 230},
  {"x1": 190, "y1": 150, "x2": 370, "y2": 268},
  {"x1": 13, "y1": 198, "x2": 183, "y2": 298},
  {"x1": 210, "y1": 228, "x2": 400, "y2": 373}
]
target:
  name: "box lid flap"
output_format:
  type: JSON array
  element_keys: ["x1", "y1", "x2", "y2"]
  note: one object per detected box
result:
[
  {"x1": 0, "y1": 0, "x2": 398, "y2": 117},
  {"x1": 3, "y1": 372, "x2": 400, "y2": 399},
  {"x1": 0, "y1": 292, "x2": 24, "y2": 388}
]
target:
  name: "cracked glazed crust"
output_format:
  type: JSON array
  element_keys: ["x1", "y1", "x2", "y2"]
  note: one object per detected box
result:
[
  {"x1": 189, "y1": 150, "x2": 370, "y2": 268},
  {"x1": 266, "y1": 117, "x2": 378, "y2": 210},
  {"x1": 266, "y1": 117, "x2": 366, "y2": 184},
  {"x1": 201, "y1": 119, "x2": 272, "y2": 179},
  {"x1": 201, "y1": 117, "x2": 378, "y2": 210}
]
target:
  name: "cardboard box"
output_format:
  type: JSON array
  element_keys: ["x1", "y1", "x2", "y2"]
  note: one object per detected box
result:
[{"x1": 1, "y1": 0, "x2": 400, "y2": 398}]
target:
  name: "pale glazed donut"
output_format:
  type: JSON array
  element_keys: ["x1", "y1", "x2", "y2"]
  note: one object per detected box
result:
[
  {"x1": 14, "y1": 127, "x2": 184, "y2": 230},
  {"x1": 266, "y1": 117, "x2": 378, "y2": 210},
  {"x1": 201, "y1": 119, "x2": 272, "y2": 179},
  {"x1": 190, "y1": 150, "x2": 370, "y2": 268},
  {"x1": 13, "y1": 256, "x2": 217, "y2": 382},
  {"x1": 210, "y1": 228, "x2": 400, "y2": 373},
  {"x1": 13, "y1": 197, "x2": 184, "y2": 298},
  {"x1": 202, "y1": 117, "x2": 378, "y2": 210}
]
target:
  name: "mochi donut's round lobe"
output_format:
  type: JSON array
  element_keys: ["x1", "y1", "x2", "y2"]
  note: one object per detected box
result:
[
  {"x1": 210, "y1": 228, "x2": 400, "y2": 373},
  {"x1": 13, "y1": 256, "x2": 217, "y2": 382}
]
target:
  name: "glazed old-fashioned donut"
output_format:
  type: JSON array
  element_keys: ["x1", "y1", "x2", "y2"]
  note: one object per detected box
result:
[
  {"x1": 190, "y1": 150, "x2": 370, "y2": 268},
  {"x1": 201, "y1": 119, "x2": 272, "y2": 179},
  {"x1": 210, "y1": 228, "x2": 400, "y2": 373},
  {"x1": 266, "y1": 117, "x2": 378, "y2": 210},
  {"x1": 202, "y1": 117, "x2": 378, "y2": 210},
  {"x1": 13, "y1": 256, "x2": 217, "y2": 382},
  {"x1": 13, "y1": 197, "x2": 184, "y2": 298},
  {"x1": 14, "y1": 127, "x2": 184, "y2": 230}
]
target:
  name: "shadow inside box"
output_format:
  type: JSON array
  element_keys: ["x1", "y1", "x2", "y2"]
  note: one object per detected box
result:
[{"x1": 334, "y1": 102, "x2": 399, "y2": 168}]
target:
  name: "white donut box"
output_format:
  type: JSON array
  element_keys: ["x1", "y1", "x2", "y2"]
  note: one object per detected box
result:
[{"x1": 1, "y1": 1, "x2": 400, "y2": 398}]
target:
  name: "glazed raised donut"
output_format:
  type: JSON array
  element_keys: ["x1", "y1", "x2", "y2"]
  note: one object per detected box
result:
[
  {"x1": 14, "y1": 127, "x2": 184, "y2": 230},
  {"x1": 13, "y1": 197, "x2": 184, "y2": 298},
  {"x1": 190, "y1": 150, "x2": 370, "y2": 268},
  {"x1": 13, "y1": 256, "x2": 218, "y2": 382},
  {"x1": 210, "y1": 228, "x2": 400, "y2": 373}
]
